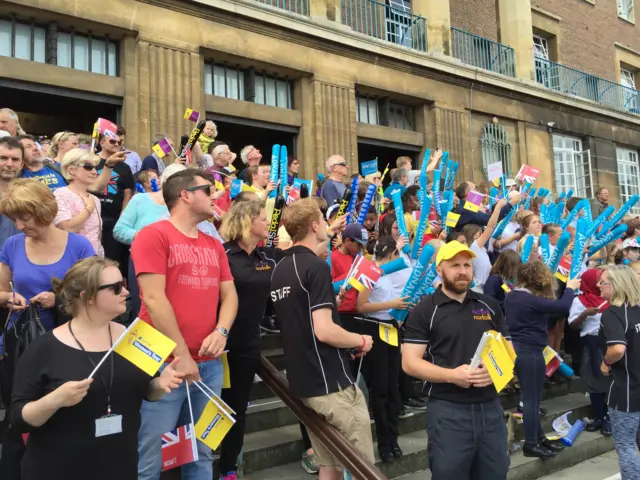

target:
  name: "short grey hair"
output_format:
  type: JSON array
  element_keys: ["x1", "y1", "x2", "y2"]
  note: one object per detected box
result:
[
  {"x1": 240, "y1": 145, "x2": 254, "y2": 165},
  {"x1": 152, "y1": 133, "x2": 170, "y2": 146},
  {"x1": 392, "y1": 168, "x2": 408, "y2": 183},
  {"x1": 213, "y1": 144, "x2": 228, "y2": 159},
  {"x1": 0, "y1": 108, "x2": 25, "y2": 135}
]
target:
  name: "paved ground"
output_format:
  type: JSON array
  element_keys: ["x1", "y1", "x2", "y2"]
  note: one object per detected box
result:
[{"x1": 537, "y1": 451, "x2": 620, "y2": 480}]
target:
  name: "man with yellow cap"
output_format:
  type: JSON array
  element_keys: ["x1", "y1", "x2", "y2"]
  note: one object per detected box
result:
[{"x1": 402, "y1": 240, "x2": 511, "y2": 480}]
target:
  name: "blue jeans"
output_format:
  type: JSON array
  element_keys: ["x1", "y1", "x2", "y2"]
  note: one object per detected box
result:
[
  {"x1": 138, "y1": 359, "x2": 223, "y2": 480},
  {"x1": 609, "y1": 408, "x2": 640, "y2": 479}
]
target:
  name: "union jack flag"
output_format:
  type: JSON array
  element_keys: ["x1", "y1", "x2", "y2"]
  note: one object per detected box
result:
[{"x1": 162, "y1": 424, "x2": 198, "y2": 471}]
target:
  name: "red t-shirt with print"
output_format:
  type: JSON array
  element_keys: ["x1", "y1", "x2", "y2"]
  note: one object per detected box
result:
[{"x1": 131, "y1": 220, "x2": 233, "y2": 361}]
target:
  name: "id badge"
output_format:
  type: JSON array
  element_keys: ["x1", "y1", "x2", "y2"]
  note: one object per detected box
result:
[{"x1": 95, "y1": 414, "x2": 122, "y2": 437}]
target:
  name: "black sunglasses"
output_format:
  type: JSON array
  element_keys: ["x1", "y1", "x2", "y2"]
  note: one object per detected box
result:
[
  {"x1": 81, "y1": 163, "x2": 97, "y2": 172},
  {"x1": 185, "y1": 184, "x2": 213, "y2": 196},
  {"x1": 108, "y1": 139, "x2": 123, "y2": 146},
  {"x1": 333, "y1": 162, "x2": 348, "y2": 167},
  {"x1": 98, "y1": 281, "x2": 125, "y2": 295}
]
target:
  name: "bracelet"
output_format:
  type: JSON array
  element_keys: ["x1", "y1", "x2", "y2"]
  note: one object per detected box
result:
[{"x1": 360, "y1": 335, "x2": 366, "y2": 350}]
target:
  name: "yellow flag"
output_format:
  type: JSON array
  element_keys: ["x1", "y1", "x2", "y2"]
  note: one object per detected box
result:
[
  {"x1": 542, "y1": 346, "x2": 558, "y2": 366},
  {"x1": 464, "y1": 201, "x2": 479, "y2": 213},
  {"x1": 487, "y1": 330, "x2": 517, "y2": 363},
  {"x1": 195, "y1": 401, "x2": 235, "y2": 450},
  {"x1": 501, "y1": 283, "x2": 511, "y2": 293},
  {"x1": 113, "y1": 319, "x2": 176, "y2": 376},
  {"x1": 445, "y1": 212, "x2": 460, "y2": 228},
  {"x1": 480, "y1": 334, "x2": 514, "y2": 393},
  {"x1": 92, "y1": 122, "x2": 99, "y2": 139},
  {"x1": 214, "y1": 180, "x2": 225, "y2": 191},
  {"x1": 221, "y1": 352, "x2": 231, "y2": 389},
  {"x1": 492, "y1": 178, "x2": 501, "y2": 188},
  {"x1": 152, "y1": 143, "x2": 167, "y2": 159},
  {"x1": 379, "y1": 323, "x2": 399, "y2": 346},
  {"x1": 241, "y1": 183, "x2": 260, "y2": 193}
]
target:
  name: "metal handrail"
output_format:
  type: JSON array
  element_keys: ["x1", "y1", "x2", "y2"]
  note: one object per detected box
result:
[
  {"x1": 341, "y1": 0, "x2": 428, "y2": 53},
  {"x1": 535, "y1": 57, "x2": 640, "y2": 115},
  {"x1": 258, "y1": 355, "x2": 389, "y2": 480},
  {"x1": 254, "y1": 0, "x2": 310, "y2": 16},
  {"x1": 451, "y1": 26, "x2": 516, "y2": 78}
]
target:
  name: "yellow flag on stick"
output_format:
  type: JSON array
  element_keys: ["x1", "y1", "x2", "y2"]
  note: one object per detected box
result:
[
  {"x1": 113, "y1": 318, "x2": 176, "y2": 376},
  {"x1": 445, "y1": 212, "x2": 461, "y2": 228},
  {"x1": 379, "y1": 323, "x2": 398, "y2": 346},
  {"x1": 194, "y1": 400, "x2": 235, "y2": 450}
]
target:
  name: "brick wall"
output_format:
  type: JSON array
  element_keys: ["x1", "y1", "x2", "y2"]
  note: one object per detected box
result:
[
  {"x1": 533, "y1": 0, "x2": 640, "y2": 82},
  {"x1": 449, "y1": 0, "x2": 498, "y2": 41}
]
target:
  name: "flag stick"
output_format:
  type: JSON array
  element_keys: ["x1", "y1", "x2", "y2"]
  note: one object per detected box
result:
[
  {"x1": 185, "y1": 381, "x2": 199, "y2": 461},
  {"x1": 192, "y1": 381, "x2": 235, "y2": 419},
  {"x1": 196, "y1": 379, "x2": 236, "y2": 415},
  {"x1": 88, "y1": 318, "x2": 140, "y2": 379}
]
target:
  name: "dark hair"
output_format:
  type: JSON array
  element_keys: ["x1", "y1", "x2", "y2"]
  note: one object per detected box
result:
[
  {"x1": 595, "y1": 187, "x2": 607, "y2": 197},
  {"x1": 357, "y1": 181, "x2": 371, "y2": 201},
  {"x1": 162, "y1": 169, "x2": 203, "y2": 211},
  {"x1": 566, "y1": 196, "x2": 583, "y2": 212},
  {"x1": 405, "y1": 185, "x2": 420, "y2": 198},
  {"x1": 116, "y1": 125, "x2": 126, "y2": 136},
  {"x1": 489, "y1": 249, "x2": 521, "y2": 282},
  {"x1": 246, "y1": 165, "x2": 259, "y2": 186},
  {"x1": 288, "y1": 155, "x2": 298, "y2": 166},
  {"x1": 626, "y1": 217, "x2": 640, "y2": 237},
  {"x1": 208, "y1": 140, "x2": 227, "y2": 155},
  {"x1": 0, "y1": 137, "x2": 24, "y2": 159},
  {"x1": 455, "y1": 182, "x2": 469, "y2": 200},
  {"x1": 16, "y1": 134, "x2": 35, "y2": 142},
  {"x1": 367, "y1": 205, "x2": 377, "y2": 216},
  {"x1": 516, "y1": 260, "x2": 556, "y2": 299},
  {"x1": 375, "y1": 236, "x2": 397, "y2": 260},
  {"x1": 379, "y1": 213, "x2": 397, "y2": 237},
  {"x1": 446, "y1": 230, "x2": 464, "y2": 243},
  {"x1": 542, "y1": 223, "x2": 561, "y2": 235}
]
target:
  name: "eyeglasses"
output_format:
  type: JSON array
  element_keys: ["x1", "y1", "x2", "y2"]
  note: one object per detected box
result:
[
  {"x1": 98, "y1": 281, "x2": 125, "y2": 295},
  {"x1": 185, "y1": 184, "x2": 213, "y2": 196},
  {"x1": 108, "y1": 139, "x2": 123, "y2": 146},
  {"x1": 333, "y1": 162, "x2": 348, "y2": 168},
  {"x1": 597, "y1": 281, "x2": 611, "y2": 287},
  {"x1": 80, "y1": 163, "x2": 97, "y2": 172}
]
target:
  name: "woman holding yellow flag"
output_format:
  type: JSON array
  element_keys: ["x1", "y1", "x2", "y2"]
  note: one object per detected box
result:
[{"x1": 10, "y1": 257, "x2": 184, "y2": 480}]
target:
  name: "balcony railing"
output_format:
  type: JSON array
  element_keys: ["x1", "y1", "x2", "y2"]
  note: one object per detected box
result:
[
  {"x1": 535, "y1": 58, "x2": 640, "y2": 115},
  {"x1": 255, "y1": 0, "x2": 310, "y2": 16},
  {"x1": 451, "y1": 27, "x2": 516, "y2": 78},
  {"x1": 341, "y1": 0, "x2": 427, "y2": 53}
]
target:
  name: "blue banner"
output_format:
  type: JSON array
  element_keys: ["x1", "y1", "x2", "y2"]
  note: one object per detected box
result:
[{"x1": 360, "y1": 159, "x2": 378, "y2": 177}]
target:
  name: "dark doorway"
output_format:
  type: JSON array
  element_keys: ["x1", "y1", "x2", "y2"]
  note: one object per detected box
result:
[
  {"x1": 0, "y1": 82, "x2": 121, "y2": 138},
  {"x1": 208, "y1": 115, "x2": 298, "y2": 171},
  {"x1": 357, "y1": 140, "x2": 421, "y2": 185}
]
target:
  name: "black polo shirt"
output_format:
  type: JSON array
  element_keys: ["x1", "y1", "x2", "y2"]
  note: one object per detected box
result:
[
  {"x1": 403, "y1": 287, "x2": 510, "y2": 404},
  {"x1": 601, "y1": 304, "x2": 640, "y2": 412},
  {"x1": 223, "y1": 241, "x2": 282, "y2": 351},
  {"x1": 270, "y1": 245, "x2": 355, "y2": 399}
]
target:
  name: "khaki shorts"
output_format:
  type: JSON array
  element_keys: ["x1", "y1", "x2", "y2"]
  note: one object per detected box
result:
[{"x1": 301, "y1": 385, "x2": 375, "y2": 468}]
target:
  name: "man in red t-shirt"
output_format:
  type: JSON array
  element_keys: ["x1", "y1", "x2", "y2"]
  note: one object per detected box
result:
[{"x1": 133, "y1": 169, "x2": 239, "y2": 480}]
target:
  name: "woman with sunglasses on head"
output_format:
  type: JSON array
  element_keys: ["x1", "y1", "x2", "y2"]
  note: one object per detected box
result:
[
  {"x1": 9, "y1": 257, "x2": 184, "y2": 480},
  {"x1": 49, "y1": 131, "x2": 78, "y2": 165},
  {"x1": 53, "y1": 148, "x2": 104, "y2": 256},
  {"x1": 598, "y1": 265, "x2": 640, "y2": 479},
  {"x1": 0, "y1": 179, "x2": 95, "y2": 480}
]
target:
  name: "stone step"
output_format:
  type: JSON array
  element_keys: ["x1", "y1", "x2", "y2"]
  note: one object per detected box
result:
[
  {"x1": 252, "y1": 418, "x2": 613, "y2": 480},
  {"x1": 245, "y1": 381, "x2": 582, "y2": 436},
  {"x1": 237, "y1": 391, "x2": 592, "y2": 476}
]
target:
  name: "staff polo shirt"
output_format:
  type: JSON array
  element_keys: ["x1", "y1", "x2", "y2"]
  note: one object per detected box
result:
[
  {"x1": 601, "y1": 304, "x2": 640, "y2": 412},
  {"x1": 270, "y1": 245, "x2": 355, "y2": 399},
  {"x1": 223, "y1": 241, "x2": 282, "y2": 351},
  {"x1": 403, "y1": 287, "x2": 510, "y2": 404}
]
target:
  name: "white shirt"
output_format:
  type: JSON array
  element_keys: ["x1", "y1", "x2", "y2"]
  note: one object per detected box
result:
[
  {"x1": 470, "y1": 240, "x2": 492, "y2": 292},
  {"x1": 500, "y1": 222, "x2": 520, "y2": 251},
  {"x1": 367, "y1": 268, "x2": 412, "y2": 321},
  {"x1": 568, "y1": 297, "x2": 602, "y2": 337}
]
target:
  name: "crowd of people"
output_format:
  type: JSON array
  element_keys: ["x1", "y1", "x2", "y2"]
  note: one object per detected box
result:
[{"x1": 0, "y1": 105, "x2": 639, "y2": 480}]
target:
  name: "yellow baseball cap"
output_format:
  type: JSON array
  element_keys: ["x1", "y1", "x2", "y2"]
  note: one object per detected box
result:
[{"x1": 436, "y1": 240, "x2": 476, "y2": 266}]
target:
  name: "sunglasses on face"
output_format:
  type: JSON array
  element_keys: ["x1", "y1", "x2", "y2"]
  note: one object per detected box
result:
[
  {"x1": 185, "y1": 184, "x2": 213, "y2": 196},
  {"x1": 108, "y1": 139, "x2": 123, "y2": 146},
  {"x1": 98, "y1": 281, "x2": 125, "y2": 295},
  {"x1": 333, "y1": 162, "x2": 348, "y2": 168},
  {"x1": 79, "y1": 163, "x2": 97, "y2": 172}
]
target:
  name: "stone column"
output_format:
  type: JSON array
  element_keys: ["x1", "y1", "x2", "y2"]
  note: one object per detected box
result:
[
  {"x1": 412, "y1": 0, "x2": 451, "y2": 55},
  {"x1": 496, "y1": 0, "x2": 535, "y2": 82}
]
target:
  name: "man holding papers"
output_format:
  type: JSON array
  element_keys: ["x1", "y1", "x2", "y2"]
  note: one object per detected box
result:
[
  {"x1": 132, "y1": 169, "x2": 239, "y2": 480},
  {"x1": 402, "y1": 241, "x2": 511, "y2": 480}
]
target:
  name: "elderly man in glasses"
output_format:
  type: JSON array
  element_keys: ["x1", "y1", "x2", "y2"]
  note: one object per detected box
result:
[{"x1": 320, "y1": 154, "x2": 349, "y2": 207}]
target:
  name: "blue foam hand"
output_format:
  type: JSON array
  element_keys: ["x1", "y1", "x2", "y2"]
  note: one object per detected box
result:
[
  {"x1": 390, "y1": 245, "x2": 435, "y2": 323},
  {"x1": 547, "y1": 231, "x2": 570, "y2": 272},
  {"x1": 520, "y1": 235, "x2": 534, "y2": 263},
  {"x1": 539, "y1": 234, "x2": 550, "y2": 265},
  {"x1": 269, "y1": 145, "x2": 280, "y2": 199},
  {"x1": 391, "y1": 190, "x2": 411, "y2": 254}
]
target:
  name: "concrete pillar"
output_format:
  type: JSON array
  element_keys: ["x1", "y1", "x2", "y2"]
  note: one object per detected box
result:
[
  {"x1": 309, "y1": 0, "x2": 341, "y2": 22},
  {"x1": 496, "y1": 0, "x2": 535, "y2": 81},
  {"x1": 412, "y1": 0, "x2": 451, "y2": 55}
]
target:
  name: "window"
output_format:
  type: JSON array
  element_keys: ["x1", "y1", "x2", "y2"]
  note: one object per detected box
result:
[
  {"x1": 356, "y1": 95, "x2": 379, "y2": 125},
  {"x1": 552, "y1": 135, "x2": 593, "y2": 198},
  {"x1": 618, "y1": 0, "x2": 635, "y2": 22},
  {"x1": 533, "y1": 36, "x2": 555, "y2": 89},
  {"x1": 385, "y1": 0, "x2": 413, "y2": 48},
  {"x1": 617, "y1": 148, "x2": 640, "y2": 213},
  {"x1": 480, "y1": 123, "x2": 513, "y2": 178},
  {"x1": 57, "y1": 32, "x2": 117, "y2": 75},
  {"x1": 255, "y1": 74, "x2": 293, "y2": 109},
  {"x1": 621, "y1": 68, "x2": 639, "y2": 112},
  {"x1": 388, "y1": 102, "x2": 414, "y2": 130},
  {"x1": 204, "y1": 63, "x2": 245, "y2": 101},
  {"x1": 0, "y1": 19, "x2": 46, "y2": 63}
]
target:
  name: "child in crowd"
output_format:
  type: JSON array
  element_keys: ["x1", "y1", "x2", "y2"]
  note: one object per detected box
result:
[
  {"x1": 484, "y1": 249, "x2": 521, "y2": 313},
  {"x1": 197, "y1": 120, "x2": 217, "y2": 155}
]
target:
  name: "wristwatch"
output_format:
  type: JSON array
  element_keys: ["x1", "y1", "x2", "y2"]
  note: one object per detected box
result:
[{"x1": 215, "y1": 327, "x2": 229, "y2": 338}]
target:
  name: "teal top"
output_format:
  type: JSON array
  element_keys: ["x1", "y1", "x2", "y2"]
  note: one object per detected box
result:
[{"x1": 113, "y1": 193, "x2": 168, "y2": 245}]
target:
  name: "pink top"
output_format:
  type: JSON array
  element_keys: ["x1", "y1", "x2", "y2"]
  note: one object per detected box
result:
[{"x1": 53, "y1": 186, "x2": 104, "y2": 257}]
